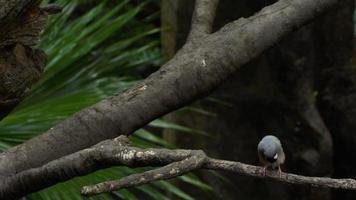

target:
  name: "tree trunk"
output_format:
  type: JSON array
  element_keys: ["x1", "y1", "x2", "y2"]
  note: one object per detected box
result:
[{"x1": 0, "y1": 1, "x2": 47, "y2": 120}]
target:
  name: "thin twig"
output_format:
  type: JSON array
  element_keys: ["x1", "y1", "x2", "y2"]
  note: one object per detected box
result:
[{"x1": 81, "y1": 150, "x2": 207, "y2": 195}]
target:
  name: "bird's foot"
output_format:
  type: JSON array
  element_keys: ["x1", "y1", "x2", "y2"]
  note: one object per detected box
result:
[
  {"x1": 261, "y1": 166, "x2": 267, "y2": 177},
  {"x1": 278, "y1": 165, "x2": 282, "y2": 178}
]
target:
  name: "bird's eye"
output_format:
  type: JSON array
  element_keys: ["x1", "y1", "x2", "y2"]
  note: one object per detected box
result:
[{"x1": 273, "y1": 154, "x2": 278, "y2": 159}]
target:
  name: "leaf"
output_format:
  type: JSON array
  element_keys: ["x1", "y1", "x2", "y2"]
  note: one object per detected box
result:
[
  {"x1": 134, "y1": 129, "x2": 173, "y2": 148},
  {"x1": 150, "y1": 119, "x2": 211, "y2": 137},
  {"x1": 178, "y1": 174, "x2": 213, "y2": 192},
  {"x1": 154, "y1": 181, "x2": 195, "y2": 200}
]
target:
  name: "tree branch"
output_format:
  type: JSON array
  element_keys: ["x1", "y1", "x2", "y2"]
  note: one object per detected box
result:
[
  {"x1": 81, "y1": 150, "x2": 207, "y2": 196},
  {"x1": 187, "y1": 0, "x2": 220, "y2": 41},
  {"x1": 0, "y1": 0, "x2": 338, "y2": 180},
  {"x1": 83, "y1": 150, "x2": 356, "y2": 197},
  {"x1": 0, "y1": 136, "x2": 194, "y2": 199},
  {"x1": 2, "y1": 135, "x2": 356, "y2": 199}
]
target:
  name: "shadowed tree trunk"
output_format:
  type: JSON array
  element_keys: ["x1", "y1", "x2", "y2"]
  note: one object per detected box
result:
[{"x1": 161, "y1": 0, "x2": 354, "y2": 199}]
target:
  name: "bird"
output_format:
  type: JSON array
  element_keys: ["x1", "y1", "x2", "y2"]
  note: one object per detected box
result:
[{"x1": 257, "y1": 135, "x2": 285, "y2": 177}]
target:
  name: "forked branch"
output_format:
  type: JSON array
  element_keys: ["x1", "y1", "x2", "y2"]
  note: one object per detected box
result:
[
  {"x1": 3, "y1": 135, "x2": 356, "y2": 199},
  {"x1": 82, "y1": 138, "x2": 356, "y2": 196}
]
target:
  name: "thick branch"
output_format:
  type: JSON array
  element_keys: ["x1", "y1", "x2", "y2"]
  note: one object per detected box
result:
[
  {"x1": 0, "y1": 0, "x2": 338, "y2": 181},
  {"x1": 187, "y1": 0, "x2": 220, "y2": 41},
  {"x1": 0, "y1": 136, "x2": 194, "y2": 199}
]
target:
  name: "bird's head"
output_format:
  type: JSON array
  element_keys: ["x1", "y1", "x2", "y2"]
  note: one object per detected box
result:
[{"x1": 265, "y1": 152, "x2": 278, "y2": 163}]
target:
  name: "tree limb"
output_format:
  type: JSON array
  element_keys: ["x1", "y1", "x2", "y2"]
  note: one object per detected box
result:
[
  {"x1": 81, "y1": 150, "x2": 207, "y2": 196},
  {"x1": 0, "y1": 136, "x2": 194, "y2": 199},
  {"x1": 187, "y1": 0, "x2": 220, "y2": 41},
  {"x1": 83, "y1": 149, "x2": 356, "y2": 197},
  {"x1": 0, "y1": 0, "x2": 339, "y2": 180},
  {"x1": 2, "y1": 135, "x2": 356, "y2": 199}
]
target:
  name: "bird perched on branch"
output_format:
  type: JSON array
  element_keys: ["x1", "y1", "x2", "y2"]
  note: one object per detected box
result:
[{"x1": 257, "y1": 135, "x2": 285, "y2": 177}]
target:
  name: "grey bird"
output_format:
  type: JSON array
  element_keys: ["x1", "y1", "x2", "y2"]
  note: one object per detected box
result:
[{"x1": 257, "y1": 135, "x2": 285, "y2": 177}]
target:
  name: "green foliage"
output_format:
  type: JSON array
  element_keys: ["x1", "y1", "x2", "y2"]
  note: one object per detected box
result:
[{"x1": 0, "y1": 0, "x2": 213, "y2": 199}]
